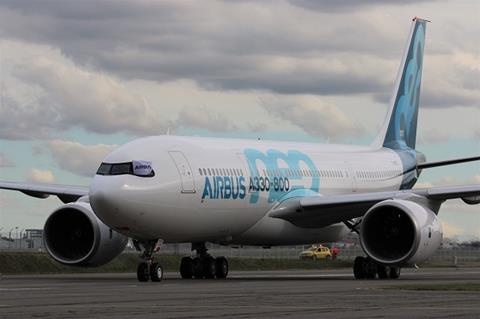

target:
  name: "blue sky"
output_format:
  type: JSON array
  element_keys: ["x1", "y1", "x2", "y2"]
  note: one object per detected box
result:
[{"x1": 0, "y1": 0, "x2": 479, "y2": 240}]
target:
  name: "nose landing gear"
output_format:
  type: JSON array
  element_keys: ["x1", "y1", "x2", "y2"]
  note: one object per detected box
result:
[
  {"x1": 180, "y1": 242, "x2": 229, "y2": 279},
  {"x1": 135, "y1": 239, "x2": 164, "y2": 282}
]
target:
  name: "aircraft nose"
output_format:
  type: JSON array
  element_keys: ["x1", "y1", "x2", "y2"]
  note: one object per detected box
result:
[{"x1": 89, "y1": 176, "x2": 125, "y2": 224}]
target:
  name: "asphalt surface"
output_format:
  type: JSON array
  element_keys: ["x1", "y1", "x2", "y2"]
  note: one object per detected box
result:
[{"x1": 1, "y1": 268, "x2": 480, "y2": 318}]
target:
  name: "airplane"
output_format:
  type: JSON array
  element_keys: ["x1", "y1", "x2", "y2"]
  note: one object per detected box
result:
[{"x1": 1, "y1": 17, "x2": 480, "y2": 282}]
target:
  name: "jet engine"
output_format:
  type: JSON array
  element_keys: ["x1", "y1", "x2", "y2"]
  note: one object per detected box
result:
[
  {"x1": 360, "y1": 199, "x2": 442, "y2": 266},
  {"x1": 43, "y1": 199, "x2": 128, "y2": 266}
]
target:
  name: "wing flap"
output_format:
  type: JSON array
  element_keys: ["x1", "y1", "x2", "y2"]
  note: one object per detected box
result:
[{"x1": 425, "y1": 184, "x2": 480, "y2": 200}]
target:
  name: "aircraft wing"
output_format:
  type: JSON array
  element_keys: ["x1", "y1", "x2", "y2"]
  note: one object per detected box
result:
[
  {"x1": 0, "y1": 181, "x2": 88, "y2": 203},
  {"x1": 269, "y1": 184, "x2": 480, "y2": 228}
]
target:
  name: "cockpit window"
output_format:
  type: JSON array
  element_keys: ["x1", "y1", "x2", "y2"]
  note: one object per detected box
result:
[
  {"x1": 96, "y1": 161, "x2": 155, "y2": 177},
  {"x1": 110, "y1": 163, "x2": 133, "y2": 175},
  {"x1": 96, "y1": 163, "x2": 112, "y2": 175}
]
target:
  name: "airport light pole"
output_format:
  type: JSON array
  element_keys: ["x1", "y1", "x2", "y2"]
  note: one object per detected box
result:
[
  {"x1": 8, "y1": 227, "x2": 14, "y2": 249},
  {"x1": 15, "y1": 227, "x2": 18, "y2": 249},
  {"x1": 19, "y1": 229, "x2": 25, "y2": 249}
]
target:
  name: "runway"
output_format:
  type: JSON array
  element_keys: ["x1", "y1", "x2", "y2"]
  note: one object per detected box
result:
[{"x1": 1, "y1": 268, "x2": 480, "y2": 318}]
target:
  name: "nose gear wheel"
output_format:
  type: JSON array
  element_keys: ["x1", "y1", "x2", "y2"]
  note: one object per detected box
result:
[{"x1": 135, "y1": 239, "x2": 164, "y2": 282}]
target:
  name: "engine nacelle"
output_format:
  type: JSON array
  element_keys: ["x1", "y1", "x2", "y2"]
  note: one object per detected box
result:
[
  {"x1": 360, "y1": 199, "x2": 443, "y2": 266},
  {"x1": 44, "y1": 199, "x2": 128, "y2": 266}
]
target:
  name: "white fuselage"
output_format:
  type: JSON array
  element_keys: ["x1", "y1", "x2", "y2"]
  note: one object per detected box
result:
[{"x1": 89, "y1": 136, "x2": 408, "y2": 246}]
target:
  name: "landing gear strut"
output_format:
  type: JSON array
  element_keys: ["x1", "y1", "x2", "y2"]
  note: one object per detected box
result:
[
  {"x1": 180, "y1": 242, "x2": 229, "y2": 279},
  {"x1": 135, "y1": 239, "x2": 164, "y2": 282},
  {"x1": 353, "y1": 256, "x2": 401, "y2": 280}
]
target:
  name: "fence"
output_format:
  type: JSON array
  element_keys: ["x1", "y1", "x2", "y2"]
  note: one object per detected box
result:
[
  {"x1": 2, "y1": 231, "x2": 480, "y2": 265},
  {"x1": 0, "y1": 230, "x2": 44, "y2": 250}
]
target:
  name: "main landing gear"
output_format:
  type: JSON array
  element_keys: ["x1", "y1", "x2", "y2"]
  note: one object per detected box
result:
[
  {"x1": 353, "y1": 256, "x2": 401, "y2": 280},
  {"x1": 343, "y1": 221, "x2": 401, "y2": 280},
  {"x1": 180, "y1": 242, "x2": 229, "y2": 279},
  {"x1": 135, "y1": 239, "x2": 164, "y2": 282}
]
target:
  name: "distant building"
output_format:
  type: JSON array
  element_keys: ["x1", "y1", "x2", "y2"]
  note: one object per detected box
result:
[
  {"x1": 0, "y1": 234, "x2": 14, "y2": 249},
  {"x1": 24, "y1": 229, "x2": 44, "y2": 249}
]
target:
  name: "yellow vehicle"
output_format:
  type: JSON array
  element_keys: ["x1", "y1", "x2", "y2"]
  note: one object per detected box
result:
[{"x1": 299, "y1": 245, "x2": 332, "y2": 260}]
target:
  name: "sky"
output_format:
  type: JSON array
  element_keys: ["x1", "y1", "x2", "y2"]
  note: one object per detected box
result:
[{"x1": 0, "y1": 0, "x2": 479, "y2": 240}]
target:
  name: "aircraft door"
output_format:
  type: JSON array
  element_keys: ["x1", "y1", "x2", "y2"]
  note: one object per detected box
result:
[{"x1": 168, "y1": 151, "x2": 196, "y2": 193}]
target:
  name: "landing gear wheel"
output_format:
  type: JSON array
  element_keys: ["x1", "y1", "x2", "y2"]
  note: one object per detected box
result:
[
  {"x1": 364, "y1": 259, "x2": 377, "y2": 279},
  {"x1": 180, "y1": 257, "x2": 194, "y2": 279},
  {"x1": 377, "y1": 265, "x2": 390, "y2": 279},
  {"x1": 193, "y1": 257, "x2": 204, "y2": 279},
  {"x1": 353, "y1": 256, "x2": 366, "y2": 279},
  {"x1": 215, "y1": 257, "x2": 228, "y2": 279},
  {"x1": 137, "y1": 262, "x2": 149, "y2": 282},
  {"x1": 204, "y1": 257, "x2": 217, "y2": 279},
  {"x1": 390, "y1": 266, "x2": 401, "y2": 279},
  {"x1": 150, "y1": 262, "x2": 163, "y2": 282}
]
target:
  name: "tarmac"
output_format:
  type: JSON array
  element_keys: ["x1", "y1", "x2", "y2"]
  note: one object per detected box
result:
[{"x1": 1, "y1": 268, "x2": 480, "y2": 318}]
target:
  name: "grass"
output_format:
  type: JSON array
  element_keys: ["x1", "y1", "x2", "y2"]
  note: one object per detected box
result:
[{"x1": 0, "y1": 251, "x2": 352, "y2": 274}]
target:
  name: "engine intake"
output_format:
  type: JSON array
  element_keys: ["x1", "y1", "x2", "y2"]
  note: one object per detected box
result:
[
  {"x1": 360, "y1": 199, "x2": 442, "y2": 265},
  {"x1": 44, "y1": 200, "x2": 128, "y2": 266}
]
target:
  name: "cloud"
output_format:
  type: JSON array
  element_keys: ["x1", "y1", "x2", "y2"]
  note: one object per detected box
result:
[
  {"x1": 413, "y1": 182, "x2": 434, "y2": 189},
  {"x1": 474, "y1": 129, "x2": 480, "y2": 139},
  {"x1": 468, "y1": 175, "x2": 480, "y2": 184},
  {"x1": 47, "y1": 140, "x2": 117, "y2": 177},
  {"x1": 28, "y1": 168, "x2": 55, "y2": 183},
  {"x1": 288, "y1": 0, "x2": 438, "y2": 12},
  {"x1": 0, "y1": 1, "x2": 402, "y2": 97},
  {"x1": 1, "y1": 41, "x2": 261, "y2": 140},
  {"x1": 261, "y1": 96, "x2": 364, "y2": 140},
  {"x1": 415, "y1": 176, "x2": 459, "y2": 189},
  {"x1": 416, "y1": 175, "x2": 480, "y2": 189},
  {"x1": 5, "y1": 51, "x2": 167, "y2": 138},
  {"x1": 373, "y1": 52, "x2": 480, "y2": 109},
  {"x1": 0, "y1": 52, "x2": 158, "y2": 139},
  {"x1": 248, "y1": 122, "x2": 268, "y2": 133},
  {"x1": 0, "y1": 1, "x2": 478, "y2": 144},
  {"x1": 0, "y1": 153, "x2": 13, "y2": 167},
  {"x1": 441, "y1": 221, "x2": 464, "y2": 238},
  {"x1": 176, "y1": 107, "x2": 237, "y2": 132},
  {"x1": 417, "y1": 129, "x2": 451, "y2": 144},
  {"x1": 416, "y1": 52, "x2": 480, "y2": 109}
]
